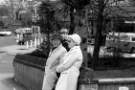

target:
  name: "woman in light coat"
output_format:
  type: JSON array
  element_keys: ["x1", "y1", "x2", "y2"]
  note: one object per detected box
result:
[{"x1": 55, "y1": 33, "x2": 83, "y2": 90}]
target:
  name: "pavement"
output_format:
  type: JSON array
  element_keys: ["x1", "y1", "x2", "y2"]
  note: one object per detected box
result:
[
  {"x1": 0, "y1": 73, "x2": 26, "y2": 90},
  {"x1": 0, "y1": 45, "x2": 37, "y2": 55},
  {"x1": 0, "y1": 36, "x2": 16, "y2": 47},
  {"x1": 0, "y1": 44, "x2": 37, "y2": 90},
  {"x1": 0, "y1": 35, "x2": 38, "y2": 90}
]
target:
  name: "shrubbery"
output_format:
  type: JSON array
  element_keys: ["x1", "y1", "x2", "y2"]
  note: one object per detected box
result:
[{"x1": 27, "y1": 40, "x2": 50, "y2": 59}]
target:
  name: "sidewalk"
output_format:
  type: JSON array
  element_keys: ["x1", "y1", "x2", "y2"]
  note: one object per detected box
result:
[
  {"x1": 0, "y1": 45, "x2": 36, "y2": 90},
  {"x1": 0, "y1": 45, "x2": 37, "y2": 55},
  {"x1": 0, "y1": 73, "x2": 26, "y2": 90}
]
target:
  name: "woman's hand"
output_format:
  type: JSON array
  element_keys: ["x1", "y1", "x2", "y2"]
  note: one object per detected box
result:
[{"x1": 56, "y1": 65, "x2": 64, "y2": 73}]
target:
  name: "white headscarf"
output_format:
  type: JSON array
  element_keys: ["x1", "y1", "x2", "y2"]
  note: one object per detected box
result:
[{"x1": 68, "y1": 33, "x2": 81, "y2": 45}]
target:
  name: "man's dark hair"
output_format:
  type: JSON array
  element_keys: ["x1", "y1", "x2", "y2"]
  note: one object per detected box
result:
[
  {"x1": 61, "y1": 39, "x2": 70, "y2": 51},
  {"x1": 51, "y1": 34, "x2": 61, "y2": 40}
]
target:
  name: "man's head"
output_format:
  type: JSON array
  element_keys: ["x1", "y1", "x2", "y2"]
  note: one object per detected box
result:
[
  {"x1": 59, "y1": 28, "x2": 69, "y2": 40},
  {"x1": 51, "y1": 34, "x2": 61, "y2": 48}
]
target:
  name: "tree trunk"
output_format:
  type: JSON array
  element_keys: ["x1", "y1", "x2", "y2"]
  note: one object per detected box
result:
[
  {"x1": 92, "y1": 0, "x2": 104, "y2": 69},
  {"x1": 69, "y1": 7, "x2": 75, "y2": 34}
]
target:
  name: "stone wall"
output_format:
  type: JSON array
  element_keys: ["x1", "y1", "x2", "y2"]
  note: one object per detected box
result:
[
  {"x1": 13, "y1": 54, "x2": 45, "y2": 90},
  {"x1": 13, "y1": 62, "x2": 44, "y2": 90}
]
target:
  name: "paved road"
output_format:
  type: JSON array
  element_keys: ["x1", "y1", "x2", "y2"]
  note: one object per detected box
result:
[
  {"x1": 0, "y1": 36, "x2": 16, "y2": 47},
  {"x1": 0, "y1": 53, "x2": 14, "y2": 73},
  {"x1": 0, "y1": 36, "x2": 27, "y2": 90}
]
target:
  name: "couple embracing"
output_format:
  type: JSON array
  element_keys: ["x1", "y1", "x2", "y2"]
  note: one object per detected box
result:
[{"x1": 42, "y1": 28, "x2": 83, "y2": 90}]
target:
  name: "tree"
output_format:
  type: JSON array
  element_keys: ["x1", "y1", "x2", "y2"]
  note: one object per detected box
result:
[
  {"x1": 92, "y1": 0, "x2": 105, "y2": 68},
  {"x1": 38, "y1": 1, "x2": 60, "y2": 33},
  {"x1": 5, "y1": 0, "x2": 35, "y2": 25},
  {"x1": 0, "y1": 5, "x2": 9, "y2": 16},
  {"x1": 90, "y1": 0, "x2": 134, "y2": 69},
  {"x1": 60, "y1": 0, "x2": 90, "y2": 34},
  {"x1": 37, "y1": 0, "x2": 132, "y2": 69},
  {"x1": 38, "y1": 1, "x2": 61, "y2": 54},
  {"x1": 19, "y1": 10, "x2": 33, "y2": 26},
  {"x1": 5, "y1": 0, "x2": 22, "y2": 21}
]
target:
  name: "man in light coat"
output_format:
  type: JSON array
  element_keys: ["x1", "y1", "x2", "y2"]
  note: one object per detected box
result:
[
  {"x1": 42, "y1": 28, "x2": 69, "y2": 90},
  {"x1": 55, "y1": 33, "x2": 83, "y2": 90}
]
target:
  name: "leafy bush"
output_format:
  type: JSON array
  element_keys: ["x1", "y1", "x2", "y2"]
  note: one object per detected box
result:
[{"x1": 27, "y1": 40, "x2": 50, "y2": 59}]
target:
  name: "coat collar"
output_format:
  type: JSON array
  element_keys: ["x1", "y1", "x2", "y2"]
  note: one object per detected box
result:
[{"x1": 69, "y1": 46, "x2": 80, "y2": 51}]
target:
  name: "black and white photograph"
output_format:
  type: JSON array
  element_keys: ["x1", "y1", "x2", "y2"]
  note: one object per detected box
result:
[{"x1": 0, "y1": 0, "x2": 135, "y2": 90}]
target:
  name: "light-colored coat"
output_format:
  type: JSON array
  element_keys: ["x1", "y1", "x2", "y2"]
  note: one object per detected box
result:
[
  {"x1": 55, "y1": 46, "x2": 83, "y2": 90},
  {"x1": 42, "y1": 44, "x2": 67, "y2": 90}
]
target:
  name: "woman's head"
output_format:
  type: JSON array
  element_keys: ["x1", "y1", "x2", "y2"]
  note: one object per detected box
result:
[{"x1": 67, "y1": 33, "x2": 81, "y2": 48}]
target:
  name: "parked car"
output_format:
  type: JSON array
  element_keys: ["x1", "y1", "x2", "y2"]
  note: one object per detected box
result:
[
  {"x1": 105, "y1": 32, "x2": 135, "y2": 53},
  {"x1": 0, "y1": 31, "x2": 12, "y2": 36}
]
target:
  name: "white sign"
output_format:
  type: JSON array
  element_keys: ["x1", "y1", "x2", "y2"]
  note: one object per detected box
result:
[{"x1": 119, "y1": 86, "x2": 129, "y2": 90}]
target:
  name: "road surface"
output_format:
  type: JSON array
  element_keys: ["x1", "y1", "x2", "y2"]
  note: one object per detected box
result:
[
  {"x1": 0, "y1": 35, "x2": 27, "y2": 90},
  {"x1": 0, "y1": 35, "x2": 16, "y2": 47}
]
